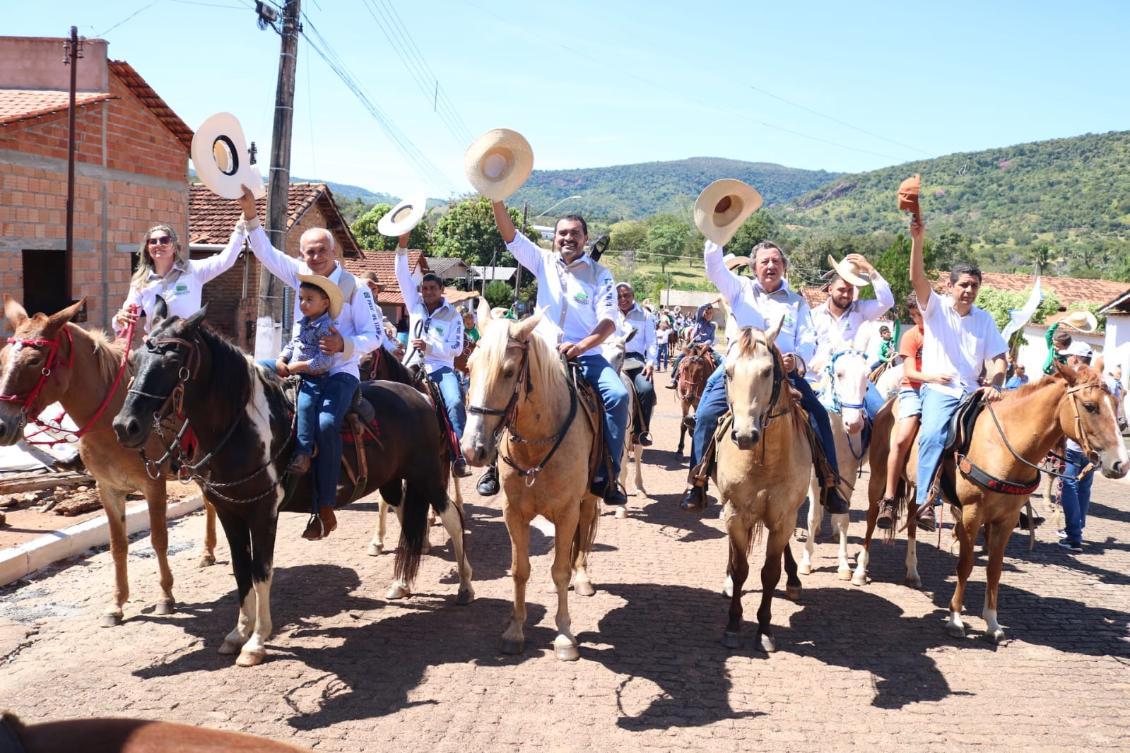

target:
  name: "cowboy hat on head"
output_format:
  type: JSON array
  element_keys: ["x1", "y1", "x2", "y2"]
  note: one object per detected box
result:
[
  {"x1": 1060, "y1": 310, "x2": 1099, "y2": 333},
  {"x1": 296, "y1": 274, "x2": 344, "y2": 319},
  {"x1": 826, "y1": 254, "x2": 872, "y2": 288},
  {"x1": 723, "y1": 253, "x2": 751, "y2": 271},
  {"x1": 464, "y1": 128, "x2": 534, "y2": 201},
  {"x1": 693, "y1": 179, "x2": 763, "y2": 246},
  {"x1": 377, "y1": 195, "x2": 428, "y2": 238},
  {"x1": 1058, "y1": 340, "x2": 1093, "y2": 360},
  {"x1": 191, "y1": 113, "x2": 266, "y2": 200}
]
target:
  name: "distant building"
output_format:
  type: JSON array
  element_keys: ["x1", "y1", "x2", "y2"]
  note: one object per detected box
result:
[
  {"x1": 470, "y1": 265, "x2": 517, "y2": 284},
  {"x1": 425, "y1": 256, "x2": 472, "y2": 285}
]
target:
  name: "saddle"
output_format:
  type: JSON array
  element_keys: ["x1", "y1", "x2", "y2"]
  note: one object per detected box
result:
[{"x1": 567, "y1": 362, "x2": 609, "y2": 492}]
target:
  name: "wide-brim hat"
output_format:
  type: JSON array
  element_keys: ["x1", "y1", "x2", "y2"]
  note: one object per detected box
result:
[
  {"x1": 693, "y1": 179, "x2": 763, "y2": 246},
  {"x1": 296, "y1": 274, "x2": 344, "y2": 319},
  {"x1": 723, "y1": 253, "x2": 751, "y2": 271},
  {"x1": 1060, "y1": 310, "x2": 1099, "y2": 333},
  {"x1": 377, "y1": 195, "x2": 427, "y2": 237},
  {"x1": 1058, "y1": 340, "x2": 1094, "y2": 359},
  {"x1": 191, "y1": 112, "x2": 266, "y2": 201},
  {"x1": 826, "y1": 254, "x2": 872, "y2": 287},
  {"x1": 464, "y1": 128, "x2": 534, "y2": 201},
  {"x1": 898, "y1": 174, "x2": 921, "y2": 215}
]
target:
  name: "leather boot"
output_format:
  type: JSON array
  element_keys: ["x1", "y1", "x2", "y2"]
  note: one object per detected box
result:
[
  {"x1": 680, "y1": 485, "x2": 706, "y2": 511},
  {"x1": 476, "y1": 464, "x2": 499, "y2": 496}
]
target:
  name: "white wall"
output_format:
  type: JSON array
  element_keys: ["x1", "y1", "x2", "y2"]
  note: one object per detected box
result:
[{"x1": 1016, "y1": 324, "x2": 1105, "y2": 377}]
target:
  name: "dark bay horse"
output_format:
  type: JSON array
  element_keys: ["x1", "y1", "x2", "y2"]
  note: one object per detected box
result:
[
  {"x1": 0, "y1": 297, "x2": 217, "y2": 626},
  {"x1": 674, "y1": 343, "x2": 716, "y2": 456},
  {"x1": 110, "y1": 308, "x2": 470, "y2": 666}
]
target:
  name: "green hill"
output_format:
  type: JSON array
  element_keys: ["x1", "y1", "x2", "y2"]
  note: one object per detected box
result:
[
  {"x1": 508, "y1": 157, "x2": 841, "y2": 221},
  {"x1": 783, "y1": 130, "x2": 1130, "y2": 277}
]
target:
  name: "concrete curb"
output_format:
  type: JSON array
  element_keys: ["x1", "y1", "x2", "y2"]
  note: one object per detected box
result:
[{"x1": 0, "y1": 494, "x2": 204, "y2": 588}]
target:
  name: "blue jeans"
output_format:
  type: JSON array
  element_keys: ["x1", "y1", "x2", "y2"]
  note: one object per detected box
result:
[
  {"x1": 864, "y1": 381, "x2": 885, "y2": 419},
  {"x1": 295, "y1": 374, "x2": 326, "y2": 456},
  {"x1": 311, "y1": 372, "x2": 361, "y2": 511},
  {"x1": 429, "y1": 366, "x2": 466, "y2": 439},
  {"x1": 576, "y1": 353, "x2": 629, "y2": 481},
  {"x1": 657, "y1": 343, "x2": 669, "y2": 370},
  {"x1": 1060, "y1": 447, "x2": 1094, "y2": 545},
  {"x1": 916, "y1": 388, "x2": 964, "y2": 506},
  {"x1": 624, "y1": 363, "x2": 657, "y2": 434}
]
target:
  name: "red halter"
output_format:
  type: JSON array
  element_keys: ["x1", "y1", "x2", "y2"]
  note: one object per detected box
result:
[{"x1": 0, "y1": 327, "x2": 74, "y2": 418}]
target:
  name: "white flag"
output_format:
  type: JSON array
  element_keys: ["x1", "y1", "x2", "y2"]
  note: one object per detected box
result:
[{"x1": 1001, "y1": 276, "x2": 1042, "y2": 341}]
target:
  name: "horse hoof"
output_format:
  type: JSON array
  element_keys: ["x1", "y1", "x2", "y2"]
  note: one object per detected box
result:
[
  {"x1": 554, "y1": 638, "x2": 580, "y2": 662},
  {"x1": 614, "y1": 506, "x2": 627, "y2": 519},
  {"x1": 366, "y1": 543, "x2": 382, "y2": 557},
  {"x1": 798, "y1": 561, "x2": 813, "y2": 575},
  {"x1": 499, "y1": 638, "x2": 525, "y2": 656},
  {"x1": 721, "y1": 583, "x2": 733, "y2": 599},
  {"x1": 153, "y1": 600, "x2": 175, "y2": 616},
  {"x1": 904, "y1": 576, "x2": 922, "y2": 589},
  {"x1": 837, "y1": 568, "x2": 853, "y2": 581},
  {"x1": 984, "y1": 629, "x2": 1006, "y2": 645},
  {"x1": 851, "y1": 573, "x2": 869, "y2": 587},
  {"x1": 385, "y1": 583, "x2": 411, "y2": 600},
  {"x1": 785, "y1": 585, "x2": 801, "y2": 601},
  {"x1": 236, "y1": 649, "x2": 265, "y2": 667},
  {"x1": 100, "y1": 613, "x2": 123, "y2": 628},
  {"x1": 218, "y1": 639, "x2": 242, "y2": 655},
  {"x1": 455, "y1": 586, "x2": 475, "y2": 606},
  {"x1": 945, "y1": 622, "x2": 966, "y2": 639},
  {"x1": 198, "y1": 554, "x2": 216, "y2": 568},
  {"x1": 573, "y1": 580, "x2": 596, "y2": 597},
  {"x1": 758, "y1": 633, "x2": 777, "y2": 653},
  {"x1": 722, "y1": 631, "x2": 741, "y2": 649}
]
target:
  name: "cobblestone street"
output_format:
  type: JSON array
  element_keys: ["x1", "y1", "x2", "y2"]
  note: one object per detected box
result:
[{"x1": 1, "y1": 388, "x2": 1128, "y2": 752}]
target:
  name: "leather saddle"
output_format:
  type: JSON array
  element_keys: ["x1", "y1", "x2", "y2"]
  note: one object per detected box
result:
[{"x1": 567, "y1": 362, "x2": 609, "y2": 491}]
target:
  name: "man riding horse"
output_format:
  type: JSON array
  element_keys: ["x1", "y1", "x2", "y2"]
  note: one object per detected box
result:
[
  {"x1": 613, "y1": 282, "x2": 657, "y2": 446},
  {"x1": 667, "y1": 302, "x2": 718, "y2": 389}
]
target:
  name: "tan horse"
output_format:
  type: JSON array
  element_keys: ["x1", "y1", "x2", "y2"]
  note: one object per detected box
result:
[
  {"x1": 0, "y1": 297, "x2": 216, "y2": 626},
  {"x1": 674, "y1": 343, "x2": 716, "y2": 456},
  {"x1": 714, "y1": 324, "x2": 810, "y2": 652},
  {"x1": 461, "y1": 305, "x2": 600, "y2": 661},
  {"x1": 857, "y1": 363, "x2": 1128, "y2": 643}
]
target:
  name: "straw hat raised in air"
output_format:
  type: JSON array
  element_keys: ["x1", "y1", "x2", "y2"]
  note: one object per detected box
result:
[
  {"x1": 693, "y1": 179, "x2": 763, "y2": 246},
  {"x1": 464, "y1": 128, "x2": 534, "y2": 201}
]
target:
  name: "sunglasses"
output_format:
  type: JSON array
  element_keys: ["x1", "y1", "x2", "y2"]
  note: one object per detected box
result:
[{"x1": 147, "y1": 236, "x2": 173, "y2": 247}]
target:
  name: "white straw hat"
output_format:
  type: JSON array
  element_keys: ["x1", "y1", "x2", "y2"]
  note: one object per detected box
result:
[
  {"x1": 191, "y1": 112, "x2": 266, "y2": 200},
  {"x1": 464, "y1": 128, "x2": 534, "y2": 201},
  {"x1": 693, "y1": 179, "x2": 763, "y2": 246}
]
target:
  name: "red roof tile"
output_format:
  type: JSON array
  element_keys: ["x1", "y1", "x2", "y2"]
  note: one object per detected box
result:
[
  {"x1": 0, "y1": 90, "x2": 112, "y2": 125},
  {"x1": 933, "y1": 271, "x2": 1128, "y2": 310},
  {"x1": 107, "y1": 60, "x2": 193, "y2": 150},
  {"x1": 343, "y1": 251, "x2": 429, "y2": 306}
]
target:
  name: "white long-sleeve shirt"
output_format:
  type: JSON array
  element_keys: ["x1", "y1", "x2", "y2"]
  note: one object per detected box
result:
[
  {"x1": 506, "y1": 231, "x2": 617, "y2": 357},
  {"x1": 617, "y1": 302, "x2": 658, "y2": 368},
  {"x1": 245, "y1": 224, "x2": 381, "y2": 379},
  {"x1": 118, "y1": 228, "x2": 245, "y2": 334},
  {"x1": 809, "y1": 272, "x2": 895, "y2": 373},
  {"x1": 395, "y1": 248, "x2": 463, "y2": 374},
  {"x1": 703, "y1": 240, "x2": 816, "y2": 363}
]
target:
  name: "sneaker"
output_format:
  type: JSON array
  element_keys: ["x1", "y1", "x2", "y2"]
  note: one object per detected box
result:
[
  {"x1": 1056, "y1": 539, "x2": 1082, "y2": 553},
  {"x1": 876, "y1": 497, "x2": 897, "y2": 530},
  {"x1": 665, "y1": 380, "x2": 677, "y2": 390},
  {"x1": 287, "y1": 453, "x2": 312, "y2": 476},
  {"x1": 476, "y1": 465, "x2": 499, "y2": 496},
  {"x1": 915, "y1": 503, "x2": 937, "y2": 532},
  {"x1": 1055, "y1": 529, "x2": 1067, "y2": 539},
  {"x1": 604, "y1": 486, "x2": 628, "y2": 506}
]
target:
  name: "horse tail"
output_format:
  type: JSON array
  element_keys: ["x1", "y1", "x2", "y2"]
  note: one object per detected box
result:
[{"x1": 394, "y1": 478, "x2": 433, "y2": 586}]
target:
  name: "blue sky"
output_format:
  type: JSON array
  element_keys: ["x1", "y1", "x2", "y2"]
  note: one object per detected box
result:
[{"x1": 12, "y1": 1, "x2": 1130, "y2": 199}]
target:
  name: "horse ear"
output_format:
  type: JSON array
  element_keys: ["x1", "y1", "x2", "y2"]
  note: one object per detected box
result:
[
  {"x1": 1054, "y1": 358, "x2": 1079, "y2": 386},
  {"x1": 3, "y1": 295, "x2": 28, "y2": 330},
  {"x1": 1093, "y1": 355, "x2": 1105, "y2": 375},
  {"x1": 182, "y1": 306, "x2": 208, "y2": 331},
  {"x1": 151, "y1": 295, "x2": 169, "y2": 325},
  {"x1": 510, "y1": 310, "x2": 542, "y2": 342},
  {"x1": 765, "y1": 314, "x2": 785, "y2": 344},
  {"x1": 45, "y1": 297, "x2": 86, "y2": 331},
  {"x1": 476, "y1": 296, "x2": 492, "y2": 331}
]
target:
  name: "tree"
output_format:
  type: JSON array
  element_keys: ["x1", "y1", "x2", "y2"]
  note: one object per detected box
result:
[
  {"x1": 351, "y1": 203, "x2": 431, "y2": 251},
  {"x1": 483, "y1": 280, "x2": 514, "y2": 309},
  {"x1": 726, "y1": 210, "x2": 780, "y2": 255},
  {"x1": 609, "y1": 220, "x2": 647, "y2": 254},
  {"x1": 430, "y1": 197, "x2": 536, "y2": 267},
  {"x1": 975, "y1": 286, "x2": 1061, "y2": 331},
  {"x1": 643, "y1": 214, "x2": 694, "y2": 273}
]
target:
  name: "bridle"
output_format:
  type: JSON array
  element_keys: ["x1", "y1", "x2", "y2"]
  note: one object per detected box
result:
[
  {"x1": 724, "y1": 338, "x2": 788, "y2": 451},
  {"x1": 824, "y1": 349, "x2": 871, "y2": 462},
  {"x1": 0, "y1": 328, "x2": 74, "y2": 422},
  {"x1": 677, "y1": 348, "x2": 714, "y2": 402}
]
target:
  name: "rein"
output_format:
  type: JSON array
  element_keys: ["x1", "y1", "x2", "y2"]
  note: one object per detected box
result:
[{"x1": 677, "y1": 350, "x2": 713, "y2": 402}]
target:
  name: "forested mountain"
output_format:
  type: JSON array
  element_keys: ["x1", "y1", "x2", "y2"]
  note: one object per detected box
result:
[{"x1": 508, "y1": 157, "x2": 841, "y2": 221}]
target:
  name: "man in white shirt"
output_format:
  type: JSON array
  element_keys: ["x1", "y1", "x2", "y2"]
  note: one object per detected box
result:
[
  {"x1": 395, "y1": 246, "x2": 470, "y2": 477},
  {"x1": 809, "y1": 255, "x2": 894, "y2": 417},
  {"x1": 489, "y1": 201, "x2": 629, "y2": 506},
  {"x1": 615, "y1": 282, "x2": 658, "y2": 446},
  {"x1": 238, "y1": 192, "x2": 383, "y2": 540},
  {"x1": 681, "y1": 240, "x2": 850, "y2": 514},
  {"x1": 909, "y1": 217, "x2": 1007, "y2": 531}
]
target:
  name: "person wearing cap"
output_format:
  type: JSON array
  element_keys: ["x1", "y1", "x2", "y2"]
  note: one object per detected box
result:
[
  {"x1": 395, "y1": 238, "x2": 471, "y2": 477},
  {"x1": 614, "y1": 282, "x2": 658, "y2": 446},
  {"x1": 680, "y1": 239, "x2": 851, "y2": 515},
  {"x1": 489, "y1": 201, "x2": 629, "y2": 506},
  {"x1": 1056, "y1": 340, "x2": 1098, "y2": 553},
  {"x1": 908, "y1": 216, "x2": 1008, "y2": 532},
  {"x1": 237, "y1": 187, "x2": 384, "y2": 541},
  {"x1": 667, "y1": 303, "x2": 719, "y2": 389},
  {"x1": 808, "y1": 253, "x2": 894, "y2": 417}
]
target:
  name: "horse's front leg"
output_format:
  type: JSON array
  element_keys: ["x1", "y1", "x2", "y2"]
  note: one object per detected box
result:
[
  {"x1": 723, "y1": 521, "x2": 751, "y2": 648},
  {"x1": 982, "y1": 516, "x2": 1016, "y2": 645},
  {"x1": 500, "y1": 506, "x2": 531, "y2": 655},
  {"x1": 437, "y1": 497, "x2": 474, "y2": 605},
  {"x1": 572, "y1": 494, "x2": 598, "y2": 597},
  {"x1": 216, "y1": 510, "x2": 256, "y2": 656},
  {"x1": 97, "y1": 484, "x2": 130, "y2": 627},
  {"x1": 235, "y1": 511, "x2": 278, "y2": 667},
  {"x1": 199, "y1": 499, "x2": 217, "y2": 567},
  {"x1": 633, "y1": 441, "x2": 644, "y2": 494},
  {"x1": 550, "y1": 505, "x2": 582, "y2": 661},
  {"x1": 755, "y1": 527, "x2": 790, "y2": 653},
  {"x1": 799, "y1": 475, "x2": 820, "y2": 575},
  {"x1": 143, "y1": 480, "x2": 175, "y2": 615},
  {"x1": 905, "y1": 507, "x2": 922, "y2": 589}
]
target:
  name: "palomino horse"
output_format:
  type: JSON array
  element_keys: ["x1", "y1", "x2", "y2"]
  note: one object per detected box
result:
[
  {"x1": 674, "y1": 343, "x2": 716, "y2": 456},
  {"x1": 0, "y1": 297, "x2": 217, "y2": 627},
  {"x1": 461, "y1": 306, "x2": 600, "y2": 661},
  {"x1": 714, "y1": 324, "x2": 809, "y2": 652},
  {"x1": 604, "y1": 331, "x2": 645, "y2": 512},
  {"x1": 799, "y1": 348, "x2": 872, "y2": 580},
  {"x1": 111, "y1": 309, "x2": 470, "y2": 666},
  {"x1": 856, "y1": 363, "x2": 1127, "y2": 642}
]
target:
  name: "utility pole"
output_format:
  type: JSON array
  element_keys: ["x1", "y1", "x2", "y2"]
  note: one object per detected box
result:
[
  {"x1": 62, "y1": 26, "x2": 83, "y2": 310},
  {"x1": 253, "y1": 0, "x2": 301, "y2": 360}
]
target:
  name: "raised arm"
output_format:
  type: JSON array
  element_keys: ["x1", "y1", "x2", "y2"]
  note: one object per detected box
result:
[
  {"x1": 844, "y1": 253, "x2": 894, "y2": 319},
  {"x1": 496, "y1": 201, "x2": 544, "y2": 277},
  {"x1": 703, "y1": 240, "x2": 743, "y2": 303},
  {"x1": 394, "y1": 245, "x2": 420, "y2": 312},
  {"x1": 188, "y1": 226, "x2": 246, "y2": 284},
  {"x1": 908, "y1": 216, "x2": 931, "y2": 306}
]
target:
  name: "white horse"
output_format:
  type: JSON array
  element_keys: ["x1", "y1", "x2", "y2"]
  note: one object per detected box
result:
[
  {"x1": 799, "y1": 349, "x2": 873, "y2": 580},
  {"x1": 604, "y1": 333, "x2": 645, "y2": 516}
]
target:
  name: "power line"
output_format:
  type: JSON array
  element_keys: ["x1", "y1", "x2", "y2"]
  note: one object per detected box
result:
[{"x1": 95, "y1": 2, "x2": 156, "y2": 36}]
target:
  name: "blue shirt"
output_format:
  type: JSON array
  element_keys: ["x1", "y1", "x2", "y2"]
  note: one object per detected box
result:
[
  {"x1": 1004, "y1": 374, "x2": 1029, "y2": 390},
  {"x1": 280, "y1": 312, "x2": 337, "y2": 375},
  {"x1": 692, "y1": 304, "x2": 717, "y2": 344}
]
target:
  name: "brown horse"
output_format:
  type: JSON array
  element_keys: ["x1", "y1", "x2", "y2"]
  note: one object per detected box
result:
[
  {"x1": 714, "y1": 325, "x2": 809, "y2": 652},
  {"x1": 460, "y1": 305, "x2": 600, "y2": 661},
  {"x1": 674, "y1": 343, "x2": 716, "y2": 456},
  {"x1": 1, "y1": 712, "x2": 311, "y2": 752},
  {"x1": 856, "y1": 363, "x2": 1128, "y2": 643},
  {"x1": 0, "y1": 297, "x2": 216, "y2": 626}
]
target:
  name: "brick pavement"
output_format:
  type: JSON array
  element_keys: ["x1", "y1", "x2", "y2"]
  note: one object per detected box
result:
[{"x1": 0, "y1": 385, "x2": 1127, "y2": 752}]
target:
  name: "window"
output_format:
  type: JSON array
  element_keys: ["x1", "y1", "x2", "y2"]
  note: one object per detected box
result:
[{"x1": 22, "y1": 250, "x2": 84, "y2": 321}]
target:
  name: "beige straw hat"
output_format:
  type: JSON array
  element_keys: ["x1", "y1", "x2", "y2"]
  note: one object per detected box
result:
[
  {"x1": 191, "y1": 112, "x2": 266, "y2": 200},
  {"x1": 464, "y1": 128, "x2": 534, "y2": 201},
  {"x1": 377, "y1": 196, "x2": 428, "y2": 237},
  {"x1": 693, "y1": 179, "x2": 763, "y2": 246}
]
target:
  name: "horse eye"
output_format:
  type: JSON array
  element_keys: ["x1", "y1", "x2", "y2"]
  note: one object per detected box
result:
[
  {"x1": 1083, "y1": 402, "x2": 1099, "y2": 414},
  {"x1": 502, "y1": 368, "x2": 514, "y2": 379}
]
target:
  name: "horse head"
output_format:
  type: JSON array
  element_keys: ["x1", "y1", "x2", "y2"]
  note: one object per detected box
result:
[
  {"x1": 1055, "y1": 361, "x2": 1129, "y2": 479},
  {"x1": 112, "y1": 307, "x2": 209, "y2": 449},
  {"x1": 827, "y1": 349, "x2": 871, "y2": 434},
  {"x1": 604, "y1": 327, "x2": 636, "y2": 374},
  {"x1": 461, "y1": 305, "x2": 544, "y2": 466},
  {"x1": 0, "y1": 296, "x2": 86, "y2": 445},
  {"x1": 725, "y1": 318, "x2": 785, "y2": 451}
]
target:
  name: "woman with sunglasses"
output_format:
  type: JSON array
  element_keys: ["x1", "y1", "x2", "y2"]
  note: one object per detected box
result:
[{"x1": 113, "y1": 222, "x2": 245, "y2": 335}]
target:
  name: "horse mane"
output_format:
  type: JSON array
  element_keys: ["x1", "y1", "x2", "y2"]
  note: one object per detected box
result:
[
  {"x1": 195, "y1": 322, "x2": 260, "y2": 419},
  {"x1": 476, "y1": 318, "x2": 567, "y2": 397},
  {"x1": 1004, "y1": 364, "x2": 1106, "y2": 402},
  {"x1": 735, "y1": 327, "x2": 769, "y2": 358},
  {"x1": 66, "y1": 323, "x2": 124, "y2": 385}
]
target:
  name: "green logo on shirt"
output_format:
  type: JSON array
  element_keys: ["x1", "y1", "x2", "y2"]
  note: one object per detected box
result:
[{"x1": 574, "y1": 291, "x2": 589, "y2": 304}]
